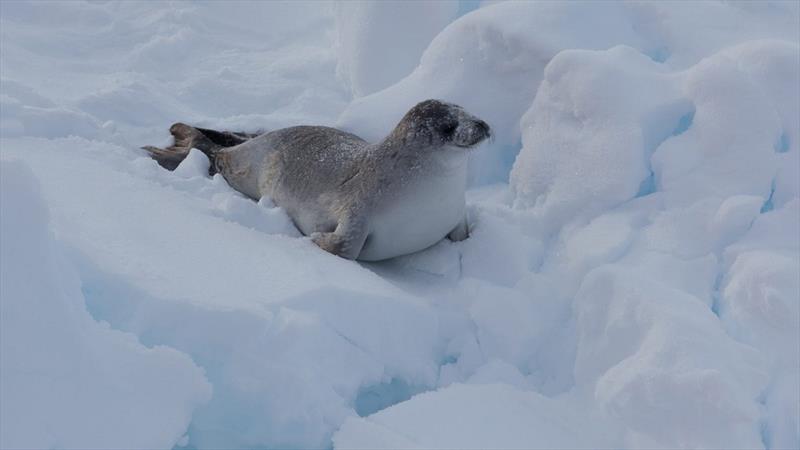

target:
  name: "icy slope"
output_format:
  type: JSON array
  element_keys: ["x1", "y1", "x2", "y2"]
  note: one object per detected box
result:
[
  {"x1": 1, "y1": 137, "x2": 441, "y2": 449},
  {"x1": 1, "y1": 1, "x2": 798, "y2": 449},
  {"x1": 0, "y1": 160, "x2": 211, "y2": 449},
  {"x1": 334, "y1": 383, "x2": 620, "y2": 449}
]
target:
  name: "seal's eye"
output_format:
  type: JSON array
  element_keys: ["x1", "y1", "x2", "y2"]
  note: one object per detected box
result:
[{"x1": 441, "y1": 122, "x2": 458, "y2": 136}]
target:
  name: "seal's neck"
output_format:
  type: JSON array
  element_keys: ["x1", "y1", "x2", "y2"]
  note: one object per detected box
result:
[{"x1": 370, "y1": 138, "x2": 468, "y2": 179}]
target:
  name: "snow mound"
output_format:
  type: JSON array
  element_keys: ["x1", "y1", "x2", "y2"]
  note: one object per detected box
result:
[
  {"x1": 333, "y1": 383, "x2": 619, "y2": 449},
  {"x1": 511, "y1": 41, "x2": 795, "y2": 229},
  {"x1": 507, "y1": 40, "x2": 798, "y2": 448},
  {"x1": 510, "y1": 45, "x2": 686, "y2": 228},
  {"x1": 173, "y1": 148, "x2": 211, "y2": 178},
  {"x1": 574, "y1": 265, "x2": 768, "y2": 449},
  {"x1": 719, "y1": 200, "x2": 800, "y2": 450},
  {"x1": 1, "y1": 138, "x2": 441, "y2": 449},
  {"x1": 334, "y1": 1, "x2": 458, "y2": 98},
  {"x1": 0, "y1": 159, "x2": 211, "y2": 449}
]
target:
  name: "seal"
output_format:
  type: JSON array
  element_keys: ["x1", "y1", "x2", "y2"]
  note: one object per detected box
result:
[{"x1": 144, "y1": 99, "x2": 491, "y2": 261}]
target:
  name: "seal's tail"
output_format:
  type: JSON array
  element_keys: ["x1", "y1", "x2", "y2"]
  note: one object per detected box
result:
[{"x1": 142, "y1": 123, "x2": 256, "y2": 175}]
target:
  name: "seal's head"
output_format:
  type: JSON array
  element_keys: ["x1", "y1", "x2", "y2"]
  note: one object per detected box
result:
[{"x1": 389, "y1": 99, "x2": 491, "y2": 150}]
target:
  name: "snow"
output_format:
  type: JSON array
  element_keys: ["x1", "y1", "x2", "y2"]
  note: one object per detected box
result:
[
  {"x1": 511, "y1": 45, "x2": 685, "y2": 228},
  {"x1": 574, "y1": 265, "x2": 768, "y2": 449},
  {"x1": 719, "y1": 200, "x2": 800, "y2": 450},
  {"x1": 1, "y1": 1, "x2": 798, "y2": 449},
  {"x1": 334, "y1": 383, "x2": 620, "y2": 449},
  {"x1": 334, "y1": 1, "x2": 458, "y2": 98},
  {"x1": 173, "y1": 148, "x2": 211, "y2": 179},
  {"x1": 1, "y1": 138, "x2": 439, "y2": 449},
  {"x1": 0, "y1": 160, "x2": 212, "y2": 449}
]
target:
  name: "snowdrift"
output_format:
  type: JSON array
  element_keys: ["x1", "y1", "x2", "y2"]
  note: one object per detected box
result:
[{"x1": 0, "y1": 160, "x2": 211, "y2": 449}]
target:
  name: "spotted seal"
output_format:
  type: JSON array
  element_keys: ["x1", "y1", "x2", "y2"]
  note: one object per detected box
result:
[{"x1": 144, "y1": 99, "x2": 491, "y2": 260}]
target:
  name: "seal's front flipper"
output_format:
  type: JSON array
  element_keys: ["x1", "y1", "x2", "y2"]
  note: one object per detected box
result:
[
  {"x1": 310, "y1": 214, "x2": 368, "y2": 260},
  {"x1": 447, "y1": 215, "x2": 470, "y2": 242}
]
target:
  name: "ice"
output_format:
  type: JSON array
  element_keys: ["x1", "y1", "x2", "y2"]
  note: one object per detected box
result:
[
  {"x1": 721, "y1": 250, "x2": 798, "y2": 350},
  {"x1": 467, "y1": 359, "x2": 530, "y2": 388},
  {"x1": 724, "y1": 199, "x2": 800, "y2": 263},
  {"x1": 458, "y1": 209, "x2": 543, "y2": 286},
  {"x1": 0, "y1": 160, "x2": 211, "y2": 449},
  {"x1": 174, "y1": 148, "x2": 211, "y2": 178},
  {"x1": 333, "y1": 383, "x2": 620, "y2": 449},
  {"x1": 1, "y1": 138, "x2": 440, "y2": 449},
  {"x1": 652, "y1": 49, "x2": 779, "y2": 208},
  {"x1": 334, "y1": 1, "x2": 458, "y2": 97},
  {"x1": 574, "y1": 265, "x2": 768, "y2": 449},
  {"x1": 511, "y1": 45, "x2": 683, "y2": 228},
  {"x1": 2, "y1": 1, "x2": 798, "y2": 448},
  {"x1": 512, "y1": 40, "x2": 794, "y2": 229},
  {"x1": 718, "y1": 201, "x2": 800, "y2": 449},
  {"x1": 708, "y1": 195, "x2": 763, "y2": 251},
  {"x1": 467, "y1": 280, "x2": 547, "y2": 370}
]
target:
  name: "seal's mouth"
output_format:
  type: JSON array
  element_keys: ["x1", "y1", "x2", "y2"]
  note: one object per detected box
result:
[{"x1": 452, "y1": 119, "x2": 492, "y2": 148}]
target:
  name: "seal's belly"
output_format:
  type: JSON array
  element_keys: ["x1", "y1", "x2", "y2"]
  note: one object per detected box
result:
[{"x1": 357, "y1": 166, "x2": 466, "y2": 261}]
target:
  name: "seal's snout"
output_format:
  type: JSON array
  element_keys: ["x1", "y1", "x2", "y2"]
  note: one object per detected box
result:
[
  {"x1": 453, "y1": 118, "x2": 492, "y2": 148},
  {"x1": 475, "y1": 119, "x2": 491, "y2": 140}
]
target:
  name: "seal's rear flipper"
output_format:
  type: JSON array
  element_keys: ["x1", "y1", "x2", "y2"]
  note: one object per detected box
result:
[
  {"x1": 141, "y1": 145, "x2": 190, "y2": 171},
  {"x1": 142, "y1": 123, "x2": 254, "y2": 175},
  {"x1": 169, "y1": 123, "x2": 222, "y2": 155},
  {"x1": 141, "y1": 123, "x2": 211, "y2": 172},
  {"x1": 194, "y1": 127, "x2": 258, "y2": 147}
]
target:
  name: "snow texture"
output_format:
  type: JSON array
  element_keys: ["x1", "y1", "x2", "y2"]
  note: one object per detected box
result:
[
  {"x1": 0, "y1": 160, "x2": 212, "y2": 449},
  {"x1": 334, "y1": 383, "x2": 619, "y2": 449},
  {"x1": 334, "y1": 1, "x2": 458, "y2": 98},
  {"x1": 1, "y1": 1, "x2": 798, "y2": 449}
]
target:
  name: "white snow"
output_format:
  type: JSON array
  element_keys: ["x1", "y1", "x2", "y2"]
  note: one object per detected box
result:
[
  {"x1": 173, "y1": 148, "x2": 211, "y2": 179},
  {"x1": 334, "y1": 383, "x2": 620, "y2": 449},
  {"x1": 0, "y1": 160, "x2": 212, "y2": 449},
  {"x1": 574, "y1": 265, "x2": 768, "y2": 449},
  {"x1": 0, "y1": 137, "x2": 439, "y2": 449},
  {"x1": 334, "y1": 1, "x2": 458, "y2": 98},
  {"x1": 1, "y1": 1, "x2": 798, "y2": 449}
]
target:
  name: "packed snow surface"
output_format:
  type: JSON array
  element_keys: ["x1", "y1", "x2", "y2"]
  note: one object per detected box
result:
[{"x1": 1, "y1": 1, "x2": 798, "y2": 449}]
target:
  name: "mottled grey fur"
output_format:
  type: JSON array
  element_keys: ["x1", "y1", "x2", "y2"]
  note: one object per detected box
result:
[{"x1": 144, "y1": 99, "x2": 491, "y2": 260}]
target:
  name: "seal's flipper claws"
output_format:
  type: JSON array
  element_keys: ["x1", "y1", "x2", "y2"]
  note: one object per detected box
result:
[
  {"x1": 311, "y1": 214, "x2": 369, "y2": 260},
  {"x1": 447, "y1": 214, "x2": 470, "y2": 242}
]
